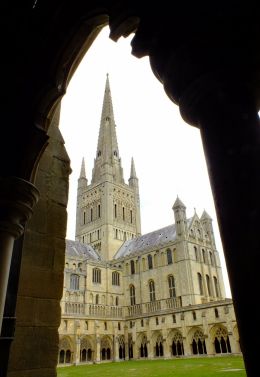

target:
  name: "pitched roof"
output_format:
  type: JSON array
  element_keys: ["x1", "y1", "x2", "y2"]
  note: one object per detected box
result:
[
  {"x1": 66, "y1": 239, "x2": 100, "y2": 260},
  {"x1": 114, "y1": 224, "x2": 177, "y2": 259}
]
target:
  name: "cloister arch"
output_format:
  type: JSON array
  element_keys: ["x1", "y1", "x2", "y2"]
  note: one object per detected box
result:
[{"x1": 59, "y1": 336, "x2": 74, "y2": 364}]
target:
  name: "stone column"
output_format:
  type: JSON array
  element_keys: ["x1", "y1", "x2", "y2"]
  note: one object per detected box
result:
[
  {"x1": 75, "y1": 337, "x2": 81, "y2": 365},
  {"x1": 124, "y1": 325, "x2": 129, "y2": 360},
  {"x1": 0, "y1": 176, "x2": 39, "y2": 333},
  {"x1": 114, "y1": 335, "x2": 119, "y2": 361}
]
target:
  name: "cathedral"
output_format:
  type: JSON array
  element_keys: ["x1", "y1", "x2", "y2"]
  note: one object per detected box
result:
[{"x1": 58, "y1": 76, "x2": 240, "y2": 365}]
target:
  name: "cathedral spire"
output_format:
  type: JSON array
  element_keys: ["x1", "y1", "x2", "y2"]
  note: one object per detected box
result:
[
  {"x1": 130, "y1": 157, "x2": 137, "y2": 179},
  {"x1": 80, "y1": 157, "x2": 86, "y2": 178},
  {"x1": 92, "y1": 74, "x2": 124, "y2": 184}
]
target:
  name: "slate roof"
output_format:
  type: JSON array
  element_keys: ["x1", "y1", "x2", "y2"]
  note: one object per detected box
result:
[
  {"x1": 114, "y1": 224, "x2": 176, "y2": 259},
  {"x1": 66, "y1": 239, "x2": 100, "y2": 260}
]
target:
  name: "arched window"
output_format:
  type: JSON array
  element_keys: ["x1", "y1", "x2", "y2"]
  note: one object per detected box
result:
[
  {"x1": 194, "y1": 246, "x2": 199, "y2": 261},
  {"x1": 98, "y1": 204, "x2": 101, "y2": 218},
  {"x1": 95, "y1": 294, "x2": 99, "y2": 304},
  {"x1": 83, "y1": 211, "x2": 86, "y2": 224},
  {"x1": 192, "y1": 311, "x2": 197, "y2": 320},
  {"x1": 209, "y1": 251, "x2": 214, "y2": 265},
  {"x1": 214, "y1": 276, "x2": 220, "y2": 297},
  {"x1": 130, "y1": 210, "x2": 133, "y2": 223},
  {"x1": 198, "y1": 273, "x2": 204, "y2": 295},
  {"x1": 168, "y1": 275, "x2": 176, "y2": 298},
  {"x1": 112, "y1": 271, "x2": 120, "y2": 286},
  {"x1": 122, "y1": 207, "x2": 125, "y2": 221},
  {"x1": 215, "y1": 308, "x2": 219, "y2": 318},
  {"x1": 149, "y1": 280, "x2": 156, "y2": 302},
  {"x1": 147, "y1": 254, "x2": 153, "y2": 269},
  {"x1": 114, "y1": 204, "x2": 117, "y2": 218},
  {"x1": 130, "y1": 285, "x2": 136, "y2": 306},
  {"x1": 115, "y1": 296, "x2": 119, "y2": 306},
  {"x1": 130, "y1": 260, "x2": 135, "y2": 274},
  {"x1": 202, "y1": 249, "x2": 206, "y2": 263},
  {"x1": 206, "y1": 274, "x2": 212, "y2": 296},
  {"x1": 90, "y1": 208, "x2": 93, "y2": 221},
  {"x1": 70, "y1": 274, "x2": 79, "y2": 290},
  {"x1": 167, "y1": 249, "x2": 173, "y2": 264},
  {"x1": 92, "y1": 268, "x2": 101, "y2": 283}
]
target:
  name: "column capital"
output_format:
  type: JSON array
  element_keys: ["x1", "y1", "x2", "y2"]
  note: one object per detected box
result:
[{"x1": 0, "y1": 176, "x2": 39, "y2": 238}]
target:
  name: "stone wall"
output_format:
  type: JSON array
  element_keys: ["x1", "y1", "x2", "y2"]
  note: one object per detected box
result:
[{"x1": 7, "y1": 105, "x2": 71, "y2": 377}]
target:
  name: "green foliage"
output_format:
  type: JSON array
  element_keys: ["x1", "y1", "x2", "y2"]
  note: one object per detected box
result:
[{"x1": 57, "y1": 356, "x2": 246, "y2": 377}]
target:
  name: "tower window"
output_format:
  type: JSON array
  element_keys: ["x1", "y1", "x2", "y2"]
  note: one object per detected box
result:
[
  {"x1": 130, "y1": 210, "x2": 133, "y2": 223},
  {"x1": 97, "y1": 150, "x2": 101, "y2": 157},
  {"x1": 114, "y1": 204, "x2": 117, "y2": 218},
  {"x1": 112, "y1": 271, "x2": 120, "y2": 286},
  {"x1": 149, "y1": 280, "x2": 156, "y2": 302},
  {"x1": 168, "y1": 275, "x2": 176, "y2": 298},
  {"x1": 192, "y1": 311, "x2": 197, "y2": 320},
  {"x1": 166, "y1": 249, "x2": 173, "y2": 264},
  {"x1": 98, "y1": 204, "x2": 101, "y2": 218},
  {"x1": 122, "y1": 207, "x2": 125, "y2": 221},
  {"x1": 172, "y1": 314, "x2": 176, "y2": 323},
  {"x1": 114, "y1": 150, "x2": 118, "y2": 156},
  {"x1": 70, "y1": 274, "x2": 79, "y2": 290},
  {"x1": 130, "y1": 285, "x2": 136, "y2": 306},
  {"x1": 147, "y1": 254, "x2": 153, "y2": 270},
  {"x1": 90, "y1": 208, "x2": 93, "y2": 221},
  {"x1": 93, "y1": 268, "x2": 101, "y2": 284},
  {"x1": 215, "y1": 308, "x2": 219, "y2": 318},
  {"x1": 83, "y1": 211, "x2": 86, "y2": 224},
  {"x1": 130, "y1": 260, "x2": 135, "y2": 275},
  {"x1": 198, "y1": 273, "x2": 204, "y2": 295}
]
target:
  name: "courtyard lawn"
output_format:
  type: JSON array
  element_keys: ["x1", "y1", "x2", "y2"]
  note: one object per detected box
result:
[{"x1": 57, "y1": 356, "x2": 246, "y2": 377}]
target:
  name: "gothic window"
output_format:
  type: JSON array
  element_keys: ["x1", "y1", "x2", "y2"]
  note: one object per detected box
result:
[
  {"x1": 147, "y1": 254, "x2": 153, "y2": 269},
  {"x1": 104, "y1": 321, "x2": 107, "y2": 330},
  {"x1": 118, "y1": 322, "x2": 121, "y2": 330},
  {"x1": 168, "y1": 275, "x2": 176, "y2": 298},
  {"x1": 130, "y1": 260, "x2": 135, "y2": 274},
  {"x1": 130, "y1": 210, "x2": 133, "y2": 223},
  {"x1": 141, "y1": 319, "x2": 144, "y2": 327},
  {"x1": 156, "y1": 317, "x2": 159, "y2": 325},
  {"x1": 191, "y1": 330, "x2": 207, "y2": 355},
  {"x1": 83, "y1": 211, "x2": 86, "y2": 224},
  {"x1": 95, "y1": 294, "x2": 99, "y2": 304},
  {"x1": 215, "y1": 308, "x2": 219, "y2": 318},
  {"x1": 90, "y1": 208, "x2": 93, "y2": 221},
  {"x1": 98, "y1": 204, "x2": 101, "y2": 218},
  {"x1": 172, "y1": 314, "x2": 176, "y2": 323},
  {"x1": 214, "y1": 327, "x2": 231, "y2": 354},
  {"x1": 198, "y1": 273, "x2": 204, "y2": 295},
  {"x1": 92, "y1": 268, "x2": 101, "y2": 284},
  {"x1": 97, "y1": 150, "x2": 101, "y2": 157},
  {"x1": 130, "y1": 285, "x2": 136, "y2": 306},
  {"x1": 115, "y1": 296, "x2": 119, "y2": 306},
  {"x1": 214, "y1": 276, "x2": 220, "y2": 297},
  {"x1": 209, "y1": 251, "x2": 213, "y2": 265},
  {"x1": 194, "y1": 246, "x2": 199, "y2": 261},
  {"x1": 114, "y1": 204, "x2": 117, "y2": 218},
  {"x1": 114, "y1": 150, "x2": 118, "y2": 156},
  {"x1": 167, "y1": 249, "x2": 173, "y2": 264},
  {"x1": 206, "y1": 274, "x2": 212, "y2": 296},
  {"x1": 123, "y1": 207, "x2": 125, "y2": 221},
  {"x1": 171, "y1": 331, "x2": 184, "y2": 356},
  {"x1": 70, "y1": 274, "x2": 79, "y2": 290},
  {"x1": 112, "y1": 271, "x2": 120, "y2": 286},
  {"x1": 149, "y1": 280, "x2": 156, "y2": 302},
  {"x1": 192, "y1": 311, "x2": 197, "y2": 320}
]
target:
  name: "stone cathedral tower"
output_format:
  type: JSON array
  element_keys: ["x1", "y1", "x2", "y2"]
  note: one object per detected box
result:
[{"x1": 75, "y1": 75, "x2": 141, "y2": 260}]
